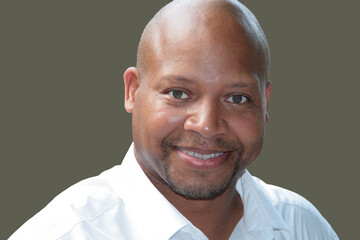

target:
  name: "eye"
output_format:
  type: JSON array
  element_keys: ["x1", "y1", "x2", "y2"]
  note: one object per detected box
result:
[
  {"x1": 226, "y1": 94, "x2": 248, "y2": 104},
  {"x1": 169, "y1": 90, "x2": 189, "y2": 99}
]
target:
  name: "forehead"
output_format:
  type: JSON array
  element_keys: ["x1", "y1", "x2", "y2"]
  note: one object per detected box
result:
[
  {"x1": 154, "y1": 3, "x2": 250, "y2": 52},
  {"x1": 144, "y1": 14, "x2": 260, "y2": 87},
  {"x1": 137, "y1": 0, "x2": 269, "y2": 89}
]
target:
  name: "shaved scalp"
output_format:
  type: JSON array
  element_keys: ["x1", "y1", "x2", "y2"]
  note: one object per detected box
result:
[{"x1": 137, "y1": 0, "x2": 270, "y2": 85}]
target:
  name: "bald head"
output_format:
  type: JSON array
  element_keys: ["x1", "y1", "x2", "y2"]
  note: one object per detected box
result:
[
  {"x1": 123, "y1": 0, "x2": 273, "y2": 203},
  {"x1": 136, "y1": 0, "x2": 269, "y2": 85}
]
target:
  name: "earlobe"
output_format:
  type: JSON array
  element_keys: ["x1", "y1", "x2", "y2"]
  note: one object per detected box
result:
[
  {"x1": 265, "y1": 81, "x2": 272, "y2": 123},
  {"x1": 124, "y1": 67, "x2": 140, "y2": 113}
]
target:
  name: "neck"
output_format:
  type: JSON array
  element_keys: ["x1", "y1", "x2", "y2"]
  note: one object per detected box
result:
[{"x1": 148, "y1": 175, "x2": 244, "y2": 240}]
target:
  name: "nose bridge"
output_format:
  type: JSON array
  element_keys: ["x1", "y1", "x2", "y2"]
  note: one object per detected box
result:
[{"x1": 184, "y1": 97, "x2": 228, "y2": 139}]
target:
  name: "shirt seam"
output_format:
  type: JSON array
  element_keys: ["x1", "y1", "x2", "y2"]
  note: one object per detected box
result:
[
  {"x1": 270, "y1": 199, "x2": 323, "y2": 220},
  {"x1": 270, "y1": 200, "x2": 337, "y2": 238},
  {"x1": 56, "y1": 199, "x2": 123, "y2": 240}
]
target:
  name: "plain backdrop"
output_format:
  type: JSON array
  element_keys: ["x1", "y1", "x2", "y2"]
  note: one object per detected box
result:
[{"x1": 1, "y1": 1, "x2": 359, "y2": 239}]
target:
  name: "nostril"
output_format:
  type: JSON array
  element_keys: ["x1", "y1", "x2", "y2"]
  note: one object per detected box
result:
[{"x1": 184, "y1": 114, "x2": 228, "y2": 139}]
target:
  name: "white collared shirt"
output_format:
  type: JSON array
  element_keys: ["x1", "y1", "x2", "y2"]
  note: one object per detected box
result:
[{"x1": 9, "y1": 144, "x2": 339, "y2": 240}]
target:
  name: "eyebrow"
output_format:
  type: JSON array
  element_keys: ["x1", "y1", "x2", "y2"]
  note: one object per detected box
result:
[
  {"x1": 161, "y1": 75, "x2": 194, "y2": 84},
  {"x1": 160, "y1": 75, "x2": 259, "y2": 90},
  {"x1": 226, "y1": 82, "x2": 258, "y2": 90}
]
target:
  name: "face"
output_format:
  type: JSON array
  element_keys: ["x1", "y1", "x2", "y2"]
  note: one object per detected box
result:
[{"x1": 124, "y1": 17, "x2": 271, "y2": 200}]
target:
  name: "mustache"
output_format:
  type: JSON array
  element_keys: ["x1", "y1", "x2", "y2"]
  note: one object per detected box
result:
[{"x1": 162, "y1": 135, "x2": 242, "y2": 152}]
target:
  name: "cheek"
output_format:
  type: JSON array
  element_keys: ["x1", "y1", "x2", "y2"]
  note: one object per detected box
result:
[
  {"x1": 138, "y1": 99, "x2": 187, "y2": 144},
  {"x1": 229, "y1": 111, "x2": 265, "y2": 149},
  {"x1": 132, "y1": 95, "x2": 188, "y2": 178}
]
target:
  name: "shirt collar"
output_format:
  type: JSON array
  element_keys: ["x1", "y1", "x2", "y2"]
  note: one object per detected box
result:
[
  {"x1": 108, "y1": 143, "x2": 291, "y2": 240},
  {"x1": 106, "y1": 143, "x2": 189, "y2": 240},
  {"x1": 237, "y1": 170, "x2": 291, "y2": 239}
]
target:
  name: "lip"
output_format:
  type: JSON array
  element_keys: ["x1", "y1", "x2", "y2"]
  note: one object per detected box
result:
[
  {"x1": 173, "y1": 146, "x2": 231, "y2": 170},
  {"x1": 175, "y1": 146, "x2": 228, "y2": 155}
]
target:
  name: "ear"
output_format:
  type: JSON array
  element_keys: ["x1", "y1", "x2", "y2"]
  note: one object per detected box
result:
[
  {"x1": 124, "y1": 67, "x2": 140, "y2": 113},
  {"x1": 265, "y1": 81, "x2": 272, "y2": 124}
]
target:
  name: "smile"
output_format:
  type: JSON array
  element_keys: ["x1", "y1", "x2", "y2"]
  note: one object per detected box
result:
[{"x1": 178, "y1": 148, "x2": 224, "y2": 161}]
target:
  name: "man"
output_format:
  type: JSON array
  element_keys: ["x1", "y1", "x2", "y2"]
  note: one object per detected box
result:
[{"x1": 10, "y1": 0, "x2": 339, "y2": 239}]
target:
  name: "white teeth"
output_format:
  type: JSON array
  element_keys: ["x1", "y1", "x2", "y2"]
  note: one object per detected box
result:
[{"x1": 179, "y1": 149, "x2": 224, "y2": 160}]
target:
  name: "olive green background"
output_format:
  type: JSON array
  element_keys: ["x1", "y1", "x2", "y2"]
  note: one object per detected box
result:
[{"x1": 1, "y1": 1, "x2": 358, "y2": 239}]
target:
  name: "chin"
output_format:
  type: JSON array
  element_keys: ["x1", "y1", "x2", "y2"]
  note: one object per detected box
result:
[{"x1": 163, "y1": 160, "x2": 243, "y2": 200}]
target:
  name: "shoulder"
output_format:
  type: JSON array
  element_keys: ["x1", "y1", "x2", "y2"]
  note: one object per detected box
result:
[
  {"x1": 9, "y1": 166, "x2": 126, "y2": 240},
  {"x1": 252, "y1": 176, "x2": 339, "y2": 240},
  {"x1": 252, "y1": 176, "x2": 317, "y2": 212}
]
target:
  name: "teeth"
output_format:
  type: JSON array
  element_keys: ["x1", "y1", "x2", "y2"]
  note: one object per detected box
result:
[{"x1": 179, "y1": 149, "x2": 224, "y2": 160}]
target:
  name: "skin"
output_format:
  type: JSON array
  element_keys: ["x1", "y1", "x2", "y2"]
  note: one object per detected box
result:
[{"x1": 124, "y1": 0, "x2": 271, "y2": 239}]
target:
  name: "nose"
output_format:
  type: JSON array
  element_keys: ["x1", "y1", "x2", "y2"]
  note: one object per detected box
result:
[{"x1": 184, "y1": 100, "x2": 228, "y2": 139}]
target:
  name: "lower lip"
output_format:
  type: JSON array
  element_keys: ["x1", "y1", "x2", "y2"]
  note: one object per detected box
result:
[{"x1": 174, "y1": 148, "x2": 230, "y2": 170}]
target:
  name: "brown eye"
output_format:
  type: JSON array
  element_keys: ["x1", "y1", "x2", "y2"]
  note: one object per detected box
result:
[{"x1": 227, "y1": 95, "x2": 248, "y2": 104}]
